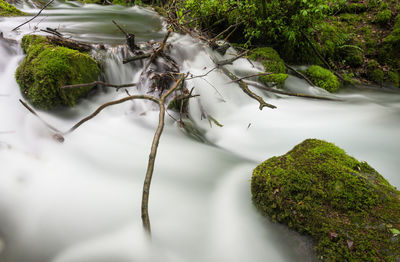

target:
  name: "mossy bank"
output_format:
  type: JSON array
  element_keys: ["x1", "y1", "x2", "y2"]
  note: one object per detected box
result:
[
  {"x1": 252, "y1": 139, "x2": 400, "y2": 261},
  {"x1": 16, "y1": 35, "x2": 100, "y2": 110},
  {"x1": 0, "y1": 0, "x2": 26, "y2": 16}
]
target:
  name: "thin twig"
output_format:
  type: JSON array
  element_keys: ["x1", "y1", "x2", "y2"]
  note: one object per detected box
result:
[
  {"x1": 62, "y1": 81, "x2": 136, "y2": 90},
  {"x1": 216, "y1": 51, "x2": 249, "y2": 66},
  {"x1": 248, "y1": 82, "x2": 341, "y2": 101},
  {"x1": 12, "y1": 0, "x2": 56, "y2": 31},
  {"x1": 123, "y1": 53, "x2": 151, "y2": 64},
  {"x1": 112, "y1": 20, "x2": 129, "y2": 37},
  {"x1": 285, "y1": 63, "x2": 315, "y2": 87},
  {"x1": 64, "y1": 95, "x2": 159, "y2": 134},
  {"x1": 19, "y1": 99, "x2": 61, "y2": 133}
]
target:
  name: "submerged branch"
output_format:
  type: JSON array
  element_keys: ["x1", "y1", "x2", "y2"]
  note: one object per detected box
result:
[
  {"x1": 12, "y1": 0, "x2": 55, "y2": 31},
  {"x1": 19, "y1": 99, "x2": 61, "y2": 133},
  {"x1": 64, "y1": 95, "x2": 159, "y2": 135},
  {"x1": 62, "y1": 81, "x2": 136, "y2": 90},
  {"x1": 284, "y1": 63, "x2": 315, "y2": 87},
  {"x1": 248, "y1": 82, "x2": 341, "y2": 101}
]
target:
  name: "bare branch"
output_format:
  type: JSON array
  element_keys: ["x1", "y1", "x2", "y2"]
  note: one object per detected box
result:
[
  {"x1": 141, "y1": 75, "x2": 185, "y2": 236},
  {"x1": 248, "y1": 82, "x2": 341, "y2": 101},
  {"x1": 61, "y1": 81, "x2": 136, "y2": 90},
  {"x1": 123, "y1": 53, "x2": 151, "y2": 64},
  {"x1": 216, "y1": 50, "x2": 249, "y2": 66},
  {"x1": 64, "y1": 95, "x2": 159, "y2": 135},
  {"x1": 285, "y1": 63, "x2": 315, "y2": 87},
  {"x1": 12, "y1": 0, "x2": 56, "y2": 31},
  {"x1": 215, "y1": 63, "x2": 277, "y2": 110},
  {"x1": 19, "y1": 99, "x2": 61, "y2": 133}
]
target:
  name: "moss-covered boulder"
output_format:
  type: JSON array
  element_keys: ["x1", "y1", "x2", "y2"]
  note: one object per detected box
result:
[
  {"x1": 16, "y1": 35, "x2": 100, "y2": 110},
  {"x1": 304, "y1": 65, "x2": 340, "y2": 92},
  {"x1": 249, "y1": 47, "x2": 289, "y2": 88},
  {"x1": 0, "y1": 0, "x2": 26, "y2": 16},
  {"x1": 251, "y1": 139, "x2": 400, "y2": 261}
]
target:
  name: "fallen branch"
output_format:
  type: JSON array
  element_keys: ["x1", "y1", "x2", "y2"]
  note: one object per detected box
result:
[
  {"x1": 220, "y1": 66, "x2": 276, "y2": 109},
  {"x1": 112, "y1": 19, "x2": 137, "y2": 52},
  {"x1": 216, "y1": 50, "x2": 249, "y2": 66},
  {"x1": 12, "y1": 0, "x2": 55, "y2": 31},
  {"x1": 142, "y1": 29, "x2": 172, "y2": 73},
  {"x1": 141, "y1": 75, "x2": 185, "y2": 236},
  {"x1": 45, "y1": 35, "x2": 92, "y2": 52},
  {"x1": 300, "y1": 31, "x2": 345, "y2": 82},
  {"x1": 19, "y1": 99, "x2": 61, "y2": 133},
  {"x1": 248, "y1": 82, "x2": 341, "y2": 101},
  {"x1": 62, "y1": 81, "x2": 136, "y2": 90},
  {"x1": 285, "y1": 63, "x2": 315, "y2": 87},
  {"x1": 123, "y1": 53, "x2": 151, "y2": 64}
]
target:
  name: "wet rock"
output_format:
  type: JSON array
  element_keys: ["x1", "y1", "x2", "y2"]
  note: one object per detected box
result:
[{"x1": 252, "y1": 139, "x2": 400, "y2": 261}]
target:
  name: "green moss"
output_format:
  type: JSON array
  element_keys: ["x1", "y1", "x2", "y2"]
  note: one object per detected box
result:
[
  {"x1": 305, "y1": 65, "x2": 340, "y2": 93},
  {"x1": 366, "y1": 60, "x2": 384, "y2": 85},
  {"x1": 259, "y1": 73, "x2": 289, "y2": 88},
  {"x1": 387, "y1": 71, "x2": 399, "y2": 87},
  {"x1": 15, "y1": 35, "x2": 100, "y2": 110},
  {"x1": 376, "y1": 9, "x2": 392, "y2": 25},
  {"x1": 344, "y1": 3, "x2": 367, "y2": 14},
  {"x1": 251, "y1": 139, "x2": 400, "y2": 261},
  {"x1": 0, "y1": 0, "x2": 26, "y2": 16},
  {"x1": 249, "y1": 47, "x2": 286, "y2": 74},
  {"x1": 249, "y1": 47, "x2": 288, "y2": 87},
  {"x1": 339, "y1": 45, "x2": 364, "y2": 67},
  {"x1": 379, "y1": 15, "x2": 400, "y2": 68}
]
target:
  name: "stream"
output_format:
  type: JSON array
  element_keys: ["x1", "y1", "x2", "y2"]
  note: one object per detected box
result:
[{"x1": 0, "y1": 2, "x2": 400, "y2": 262}]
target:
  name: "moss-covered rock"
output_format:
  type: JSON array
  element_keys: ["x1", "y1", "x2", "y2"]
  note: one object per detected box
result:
[
  {"x1": 249, "y1": 47, "x2": 288, "y2": 88},
  {"x1": 0, "y1": 0, "x2": 26, "y2": 16},
  {"x1": 251, "y1": 139, "x2": 400, "y2": 261},
  {"x1": 16, "y1": 35, "x2": 100, "y2": 110},
  {"x1": 304, "y1": 65, "x2": 340, "y2": 92},
  {"x1": 366, "y1": 59, "x2": 384, "y2": 85}
]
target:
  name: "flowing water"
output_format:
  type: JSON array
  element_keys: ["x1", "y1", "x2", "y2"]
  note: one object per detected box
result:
[{"x1": 0, "y1": 2, "x2": 399, "y2": 262}]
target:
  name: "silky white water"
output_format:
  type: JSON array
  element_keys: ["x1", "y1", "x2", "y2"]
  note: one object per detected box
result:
[{"x1": 0, "y1": 2, "x2": 400, "y2": 262}]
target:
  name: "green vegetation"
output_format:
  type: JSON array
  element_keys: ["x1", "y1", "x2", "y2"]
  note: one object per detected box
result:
[
  {"x1": 252, "y1": 139, "x2": 400, "y2": 261},
  {"x1": 249, "y1": 47, "x2": 288, "y2": 88},
  {"x1": 376, "y1": 9, "x2": 392, "y2": 25},
  {"x1": 305, "y1": 65, "x2": 340, "y2": 92},
  {"x1": 0, "y1": 0, "x2": 26, "y2": 16},
  {"x1": 366, "y1": 60, "x2": 384, "y2": 85},
  {"x1": 16, "y1": 35, "x2": 100, "y2": 110},
  {"x1": 171, "y1": 0, "x2": 400, "y2": 87}
]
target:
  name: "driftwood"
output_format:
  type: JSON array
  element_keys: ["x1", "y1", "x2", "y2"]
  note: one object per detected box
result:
[{"x1": 12, "y1": 0, "x2": 56, "y2": 31}]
